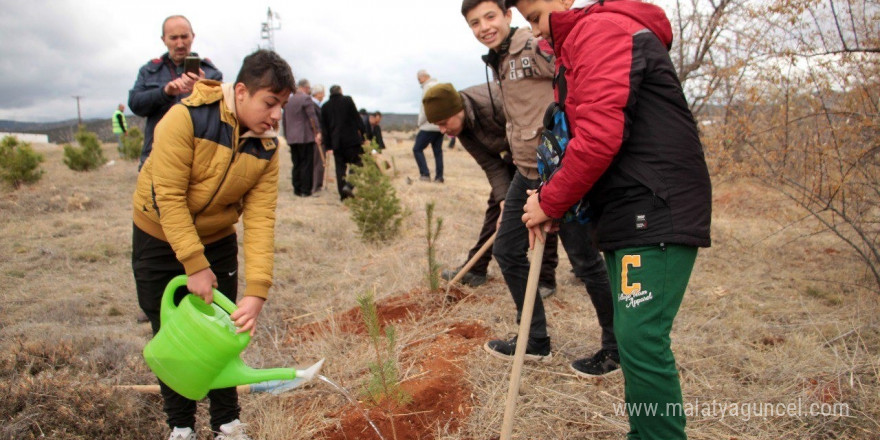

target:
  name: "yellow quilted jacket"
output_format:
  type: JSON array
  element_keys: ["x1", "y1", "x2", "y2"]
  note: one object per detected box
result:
[{"x1": 132, "y1": 80, "x2": 279, "y2": 299}]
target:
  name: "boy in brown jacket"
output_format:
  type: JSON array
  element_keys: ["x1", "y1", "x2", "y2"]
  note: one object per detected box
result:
[{"x1": 424, "y1": 82, "x2": 558, "y2": 289}]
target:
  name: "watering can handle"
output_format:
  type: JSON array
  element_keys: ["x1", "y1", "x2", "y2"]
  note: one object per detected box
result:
[
  {"x1": 211, "y1": 287, "x2": 238, "y2": 315},
  {"x1": 162, "y1": 275, "x2": 239, "y2": 319}
]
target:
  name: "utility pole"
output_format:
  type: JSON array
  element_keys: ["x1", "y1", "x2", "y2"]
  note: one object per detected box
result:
[
  {"x1": 72, "y1": 95, "x2": 83, "y2": 126},
  {"x1": 260, "y1": 7, "x2": 281, "y2": 51}
]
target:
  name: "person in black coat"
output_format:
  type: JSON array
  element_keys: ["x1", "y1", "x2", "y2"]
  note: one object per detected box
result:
[
  {"x1": 320, "y1": 85, "x2": 366, "y2": 200},
  {"x1": 359, "y1": 108, "x2": 372, "y2": 142},
  {"x1": 368, "y1": 111, "x2": 386, "y2": 150}
]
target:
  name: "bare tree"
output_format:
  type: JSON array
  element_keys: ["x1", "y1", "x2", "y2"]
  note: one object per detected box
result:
[{"x1": 678, "y1": 0, "x2": 880, "y2": 288}]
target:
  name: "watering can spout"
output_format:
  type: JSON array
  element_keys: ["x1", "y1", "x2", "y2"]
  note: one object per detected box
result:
[
  {"x1": 210, "y1": 357, "x2": 294, "y2": 390},
  {"x1": 210, "y1": 358, "x2": 326, "y2": 391},
  {"x1": 296, "y1": 358, "x2": 325, "y2": 381}
]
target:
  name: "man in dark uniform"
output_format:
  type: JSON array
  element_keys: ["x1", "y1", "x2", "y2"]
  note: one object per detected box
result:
[{"x1": 129, "y1": 15, "x2": 222, "y2": 169}]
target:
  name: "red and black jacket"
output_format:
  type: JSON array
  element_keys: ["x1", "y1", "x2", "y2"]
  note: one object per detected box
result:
[{"x1": 540, "y1": 0, "x2": 711, "y2": 251}]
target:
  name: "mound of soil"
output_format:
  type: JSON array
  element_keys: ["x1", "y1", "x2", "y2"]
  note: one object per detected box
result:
[
  {"x1": 292, "y1": 287, "x2": 471, "y2": 342},
  {"x1": 292, "y1": 291, "x2": 429, "y2": 340},
  {"x1": 293, "y1": 288, "x2": 489, "y2": 439}
]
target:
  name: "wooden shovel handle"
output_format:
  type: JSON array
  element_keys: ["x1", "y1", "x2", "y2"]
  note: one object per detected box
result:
[
  {"x1": 445, "y1": 232, "x2": 497, "y2": 295},
  {"x1": 115, "y1": 384, "x2": 252, "y2": 394},
  {"x1": 500, "y1": 234, "x2": 546, "y2": 440}
]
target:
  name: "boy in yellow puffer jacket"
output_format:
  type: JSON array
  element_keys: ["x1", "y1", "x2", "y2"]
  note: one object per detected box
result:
[{"x1": 131, "y1": 49, "x2": 294, "y2": 440}]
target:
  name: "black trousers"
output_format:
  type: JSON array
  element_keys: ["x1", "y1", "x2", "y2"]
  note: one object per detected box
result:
[
  {"x1": 493, "y1": 172, "x2": 615, "y2": 350},
  {"x1": 312, "y1": 143, "x2": 326, "y2": 193},
  {"x1": 334, "y1": 144, "x2": 364, "y2": 200},
  {"x1": 132, "y1": 226, "x2": 241, "y2": 431},
  {"x1": 290, "y1": 142, "x2": 316, "y2": 196},
  {"x1": 466, "y1": 190, "x2": 559, "y2": 285}
]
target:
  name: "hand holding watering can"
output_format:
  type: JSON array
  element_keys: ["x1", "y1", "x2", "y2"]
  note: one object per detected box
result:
[
  {"x1": 187, "y1": 268, "x2": 263, "y2": 336},
  {"x1": 143, "y1": 275, "x2": 324, "y2": 400}
]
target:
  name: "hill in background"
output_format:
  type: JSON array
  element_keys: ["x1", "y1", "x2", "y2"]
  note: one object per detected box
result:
[{"x1": 0, "y1": 112, "x2": 418, "y2": 144}]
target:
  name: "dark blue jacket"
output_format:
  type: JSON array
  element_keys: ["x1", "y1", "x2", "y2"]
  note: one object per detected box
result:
[{"x1": 128, "y1": 52, "x2": 222, "y2": 168}]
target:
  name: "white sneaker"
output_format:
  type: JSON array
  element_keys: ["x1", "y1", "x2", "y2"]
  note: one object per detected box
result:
[
  {"x1": 215, "y1": 419, "x2": 252, "y2": 440},
  {"x1": 168, "y1": 427, "x2": 195, "y2": 440}
]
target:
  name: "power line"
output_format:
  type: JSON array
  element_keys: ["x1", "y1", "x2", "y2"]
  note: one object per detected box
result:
[{"x1": 260, "y1": 7, "x2": 281, "y2": 51}]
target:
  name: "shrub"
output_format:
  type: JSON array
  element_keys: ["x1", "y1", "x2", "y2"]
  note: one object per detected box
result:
[
  {"x1": 0, "y1": 136, "x2": 44, "y2": 189},
  {"x1": 63, "y1": 126, "x2": 107, "y2": 171},
  {"x1": 345, "y1": 152, "x2": 404, "y2": 242},
  {"x1": 119, "y1": 127, "x2": 144, "y2": 161}
]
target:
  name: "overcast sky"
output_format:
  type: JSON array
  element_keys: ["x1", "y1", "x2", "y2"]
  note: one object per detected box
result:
[{"x1": 0, "y1": 1, "x2": 539, "y2": 122}]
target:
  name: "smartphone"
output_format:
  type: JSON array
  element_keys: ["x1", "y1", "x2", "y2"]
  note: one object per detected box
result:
[{"x1": 184, "y1": 56, "x2": 200, "y2": 76}]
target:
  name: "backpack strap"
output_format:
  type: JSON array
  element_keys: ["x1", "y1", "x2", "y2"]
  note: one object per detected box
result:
[{"x1": 553, "y1": 65, "x2": 568, "y2": 112}]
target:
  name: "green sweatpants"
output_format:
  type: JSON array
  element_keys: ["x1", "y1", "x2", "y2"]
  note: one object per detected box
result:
[{"x1": 605, "y1": 244, "x2": 697, "y2": 440}]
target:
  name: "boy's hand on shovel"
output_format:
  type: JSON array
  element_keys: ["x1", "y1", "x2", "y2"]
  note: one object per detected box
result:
[
  {"x1": 522, "y1": 190, "x2": 557, "y2": 249},
  {"x1": 187, "y1": 268, "x2": 218, "y2": 305}
]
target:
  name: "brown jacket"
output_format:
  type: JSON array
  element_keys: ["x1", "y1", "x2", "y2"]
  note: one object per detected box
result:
[
  {"x1": 458, "y1": 83, "x2": 513, "y2": 203},
  {"x1": 482, "y1": 27, "x2": 556, "y2": 179},
  {"x1": 282, "y1": 90, "x2": 319, "y2": 144}
]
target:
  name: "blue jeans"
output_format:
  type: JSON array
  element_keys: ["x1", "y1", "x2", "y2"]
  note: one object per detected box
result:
[
  {"x1": 412, "y1": 130, "x2": 444, "y2": 179},
  {"x1": 492, "y1": 171, "x2": 615, "y2": 350}
]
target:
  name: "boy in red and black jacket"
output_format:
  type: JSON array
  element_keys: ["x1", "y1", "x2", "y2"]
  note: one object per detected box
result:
[
  {"x1": 514, "y1": 1, "x2": 712, "y2": 439},
  {"x1": 462, "y1": 0, "x2": 620, "y2": 378}
]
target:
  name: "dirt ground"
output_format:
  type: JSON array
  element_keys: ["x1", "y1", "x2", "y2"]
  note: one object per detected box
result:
[{"x1": 1, "y1": 134, "x2": 878, "y2": 439}]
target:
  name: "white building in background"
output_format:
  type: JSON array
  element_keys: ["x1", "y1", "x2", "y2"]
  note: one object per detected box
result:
[{"x1": 0, "y1": 132, "x2": 49, "y2": 143}]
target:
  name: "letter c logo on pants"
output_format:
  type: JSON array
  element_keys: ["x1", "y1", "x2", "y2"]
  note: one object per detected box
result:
[{"x1": 621, "y1": 255, "x2": 641, "y2": 295}]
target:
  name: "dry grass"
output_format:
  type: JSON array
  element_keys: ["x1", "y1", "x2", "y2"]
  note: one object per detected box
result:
[{"x1": 1, "y1": 136, "x2": 878, "y2": 439}]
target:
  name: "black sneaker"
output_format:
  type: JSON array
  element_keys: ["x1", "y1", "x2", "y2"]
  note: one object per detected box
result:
[
  {"x1": 483, "y1": 335, "x2": 552, "y2": 363},
  {"x1": 570, "y1": 348, "x2": 621, "y2": 377},
  {"x1": 341, "y1": 184, "x2": 355, "y2": 199},
  {"x1": 441, "y1": 268, "x2": 487, "y2": 287}
]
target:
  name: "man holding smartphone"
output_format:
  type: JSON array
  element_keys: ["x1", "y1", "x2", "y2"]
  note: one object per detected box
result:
[{"x1": 129, "y1": 15, "x2": 222, "y2": 169}]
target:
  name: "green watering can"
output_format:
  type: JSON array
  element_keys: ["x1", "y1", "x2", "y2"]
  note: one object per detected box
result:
[{"x1": 143, "y1": 275, "x2": 324, "y2": 401}]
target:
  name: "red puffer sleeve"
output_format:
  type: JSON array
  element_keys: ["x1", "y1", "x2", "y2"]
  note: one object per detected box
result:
[{"x1": 539, "y1": 17, "x2": 636, "y2": 218}]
